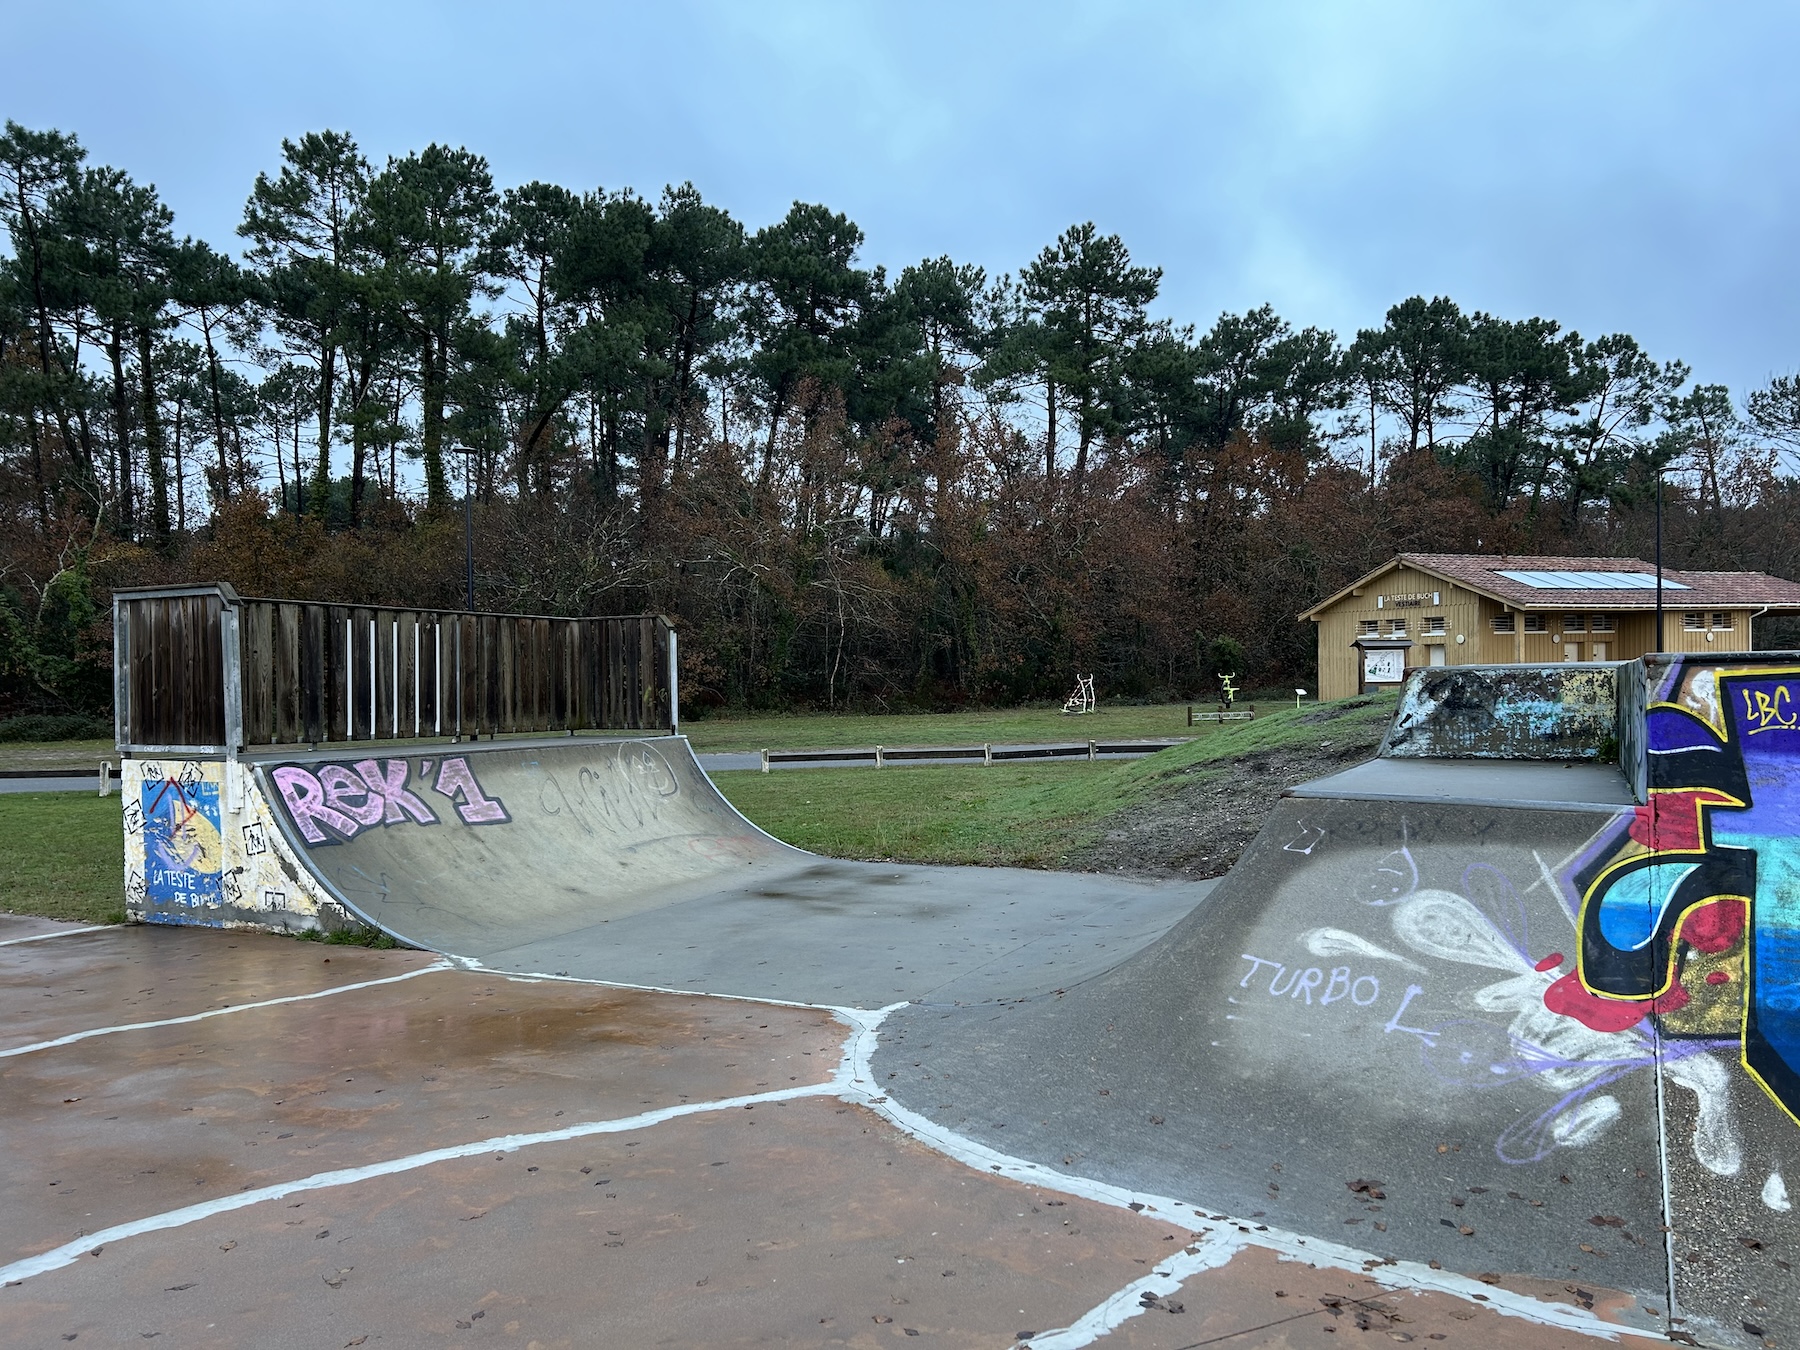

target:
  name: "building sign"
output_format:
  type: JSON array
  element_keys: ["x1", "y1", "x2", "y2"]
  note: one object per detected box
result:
[
  {"x1": 1363, "y1": 648, "x2": 1406, "y2": 683},
  {"x1": 1377, "y1": 590, "x2": 1440, "y2": 609}
]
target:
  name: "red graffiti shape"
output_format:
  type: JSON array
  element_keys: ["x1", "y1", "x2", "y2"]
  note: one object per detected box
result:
[
  {"x1": 1545, "y1": 970, "x2": 1694, "y2": 1030},
  {"x1": 1679, "y1": 897, "x2": 1746, "y2": 954},
  {"x1": 1543, "y1": 971, "x2": 1647, "y2": 1032},
  {"x1": 1627, "y1": 790, "x2": 1736, "y2": 852}
]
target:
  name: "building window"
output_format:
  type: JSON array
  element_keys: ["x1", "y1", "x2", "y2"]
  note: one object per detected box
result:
[
  {"x1": 1523, "y1": 614, "x2": 1547, "y2": 633},
  {"x1": 1590, "y1": 615, "x2": 1615, "y2": 633},
  {"x1": 1492, "y1": 614, "x2": 1515, "y2": 633},
  {"x1": 1563, "y1": 614, "x2": 1585, "y2": 632},
  {"x1": 1684, "y1": 612, "x2": 1706, "y2": 631},
  {"x1": 1385, "y1": 618, "x2": 1408, "y2": 635},
  {"x1": 1713, "y1": 611, "x2": 1734, "y2": 630},
  {"x1": 1357, "y1": 619, "x2": 1378, "y2": 636},
  {"x1": 1424, "y1": 615, "x2": 1447, "y2": 634}
]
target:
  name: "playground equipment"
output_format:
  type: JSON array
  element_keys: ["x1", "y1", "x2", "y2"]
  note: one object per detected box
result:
[{"x1": 1061, "y1": 673, "x2": 1095, "y2": 715}]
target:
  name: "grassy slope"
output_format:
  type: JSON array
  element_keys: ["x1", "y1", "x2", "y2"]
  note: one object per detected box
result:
[
  {"x1": 713, "y1": 693, "x2": 1397, "y2": 867},
  {"x1": 680, "y1": 702, "x2": 1211, "y2": 753},
  {"x1": 0, "y1": 793, "x2": 125, "y2": 924}
]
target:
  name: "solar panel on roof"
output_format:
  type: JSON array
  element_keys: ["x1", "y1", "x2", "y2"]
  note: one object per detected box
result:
[{"x1": 1495, "y1": 569, "x2": 1688, "y2": 590}]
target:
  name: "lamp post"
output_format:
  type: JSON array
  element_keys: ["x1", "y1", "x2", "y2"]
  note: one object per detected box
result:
[
  {"x1": 1654, "y1": 463, "x2": 1664, "y2": 653},
  {"x1": 451, "y1": 445, "x2": 477, "y2": 612}
]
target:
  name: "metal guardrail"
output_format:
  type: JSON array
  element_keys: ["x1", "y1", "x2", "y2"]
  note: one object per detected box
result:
[{"x1": 757, "y1": 739, "x2": 1188, "y2": 772}]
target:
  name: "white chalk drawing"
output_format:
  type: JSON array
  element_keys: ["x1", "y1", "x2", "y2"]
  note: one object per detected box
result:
[
  {"x1": 1357, "y1": 821, "x2": 1420, "y2": 906},
  {"x1": 1283, "y1": 821, "x2": 1327, "y2": 855},
  {"x1": 1763, "y1": 1172, "x2": 1791, "y2": 1212},
  {"x1": 1377, "y1": 869, "x2": 1743, "y2": 1173},
  {"x1": 1301, "y1": 927, "x2": 1425, "y2": 973}
]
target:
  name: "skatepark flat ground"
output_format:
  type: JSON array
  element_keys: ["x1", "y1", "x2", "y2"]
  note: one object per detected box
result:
[{"x1": 0, "y1": 917, "x2": 1654, "y2": 1349}]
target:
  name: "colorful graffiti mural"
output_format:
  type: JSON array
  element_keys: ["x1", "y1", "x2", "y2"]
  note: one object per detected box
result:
[
  {"x1": 1571, "y1": 659, "x2": 1800, "y2": 1128},
  {"x1": 270, "y1": 755, "x2": 509, "y2": 846},
  {"x1": 136, "y1": 761, "x2": 223, "y2": 910}
]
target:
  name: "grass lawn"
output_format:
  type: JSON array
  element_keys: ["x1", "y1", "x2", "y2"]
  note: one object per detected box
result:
[
  {"x1": 0, "y1": 738, "x2": 116, "y2": 772},
  {"x1": 715, "y1": 762, "x2": 1140, "y2": 867},
  {"x1": 713, "y1": 693, "x2": 1397, "y2": 866},
  {"x1": 0, "y1": 693, "x2": 1397, "y2": 921},
  {"x1": 680, "y1": 700, "x2": 1233, "y2": 753},
  {"x1": 0, "y1": 793, "x2": 125, "y2": 925}
]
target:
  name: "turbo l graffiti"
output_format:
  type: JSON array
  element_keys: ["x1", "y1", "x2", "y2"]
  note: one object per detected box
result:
[
  {"x1": 1235, "y1": 813, "x2": 1761, "y2": 1184},
  {"x1": 271, "y1": 755, "x2": 509, "y2": 846},
  {"x1": 1571, "y1": 659, "x2": 1800, "y2": 1129}
]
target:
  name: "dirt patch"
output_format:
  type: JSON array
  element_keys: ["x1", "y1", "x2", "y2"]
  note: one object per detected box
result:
[{"x1": 1068, "y1": 699, "x2": 1390, "y2": 879}]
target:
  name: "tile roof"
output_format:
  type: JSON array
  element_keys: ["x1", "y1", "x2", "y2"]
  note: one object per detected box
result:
[{"x1": 1303, "y1": 553, "x2": 1800, "y2": 617}]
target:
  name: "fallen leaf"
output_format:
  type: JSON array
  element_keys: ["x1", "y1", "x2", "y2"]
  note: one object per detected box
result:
[{"x1": 1476, "y1": 1274, "x2": 1501, "y2": 1286}]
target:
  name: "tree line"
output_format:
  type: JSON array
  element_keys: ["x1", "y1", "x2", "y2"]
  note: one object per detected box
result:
[{"x1": 6, "y1": 119, "x2": 1800, "y2": 720}]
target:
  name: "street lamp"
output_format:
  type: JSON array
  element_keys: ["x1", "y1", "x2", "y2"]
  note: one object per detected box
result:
[
  {"x1": 1654, "y1": 461, "x2": 1664, "y2": 653},
  {"x1": 451, "y1": 445, "x2": 477, "y2": 612}
]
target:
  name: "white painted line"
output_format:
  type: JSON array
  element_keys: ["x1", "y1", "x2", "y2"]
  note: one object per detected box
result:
[
  {"x1": 0, "y1": 925, "x2": 109, "y2": 948},
  {"x1": 1023, "y1": 1239, "x2": 1243, "y2": 1349},
  {"x1": 409, "y1": 968, "x2": 1665, "y2": 1341},
  {"x1": 0, "y1": 955, "x2": 1666, "y2": 1343},
  {"x1": 831, "y1": 1005, "x2": 1666, "y2": 1346},
  {"x1": 0, "y1": 1078, "x2": 838, "y2": 1286},
  {"x1": 0, "y1": 961, "x2": 454, "y2": 1060}
]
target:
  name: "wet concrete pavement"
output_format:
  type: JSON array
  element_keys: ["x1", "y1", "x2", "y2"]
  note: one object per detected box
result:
[{"x1": 0, "y1": 922, "x2": 1655, "y2": 1348}]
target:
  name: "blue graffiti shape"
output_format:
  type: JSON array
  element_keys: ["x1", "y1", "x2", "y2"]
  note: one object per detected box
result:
[{"x1": 1573, "y1": 671, "x2": 1800, "y2": 1125}]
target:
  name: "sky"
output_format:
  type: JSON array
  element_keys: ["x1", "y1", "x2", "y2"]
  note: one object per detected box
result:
[{"x1": 11, "y1": 0, "x2": 1800, "y2": 396}]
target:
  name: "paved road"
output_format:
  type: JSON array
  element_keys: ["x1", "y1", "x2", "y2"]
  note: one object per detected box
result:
[{"x1": 0, "y1": 773, "x2": 108, "y2": 795}]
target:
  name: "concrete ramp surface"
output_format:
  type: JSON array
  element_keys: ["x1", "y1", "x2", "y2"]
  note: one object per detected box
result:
[
  {"x1": 873, "y1": 782, "x2": 1799, "y2": 1345},
  {"x1": 255, "y1": 736, "x2": 1208, "y2": 1007}
]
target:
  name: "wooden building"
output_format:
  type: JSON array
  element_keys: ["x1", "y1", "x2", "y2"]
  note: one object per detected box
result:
[{"x1": 1300, "y1": 553, "x2": 1800, "y2": 701}]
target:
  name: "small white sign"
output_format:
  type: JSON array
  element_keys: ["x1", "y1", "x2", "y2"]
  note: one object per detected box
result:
[{"x1": 1363, "y1": 649, "x2": 1405, "y2": 683}]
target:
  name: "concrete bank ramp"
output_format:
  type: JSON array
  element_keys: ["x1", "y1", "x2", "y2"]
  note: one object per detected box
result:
[
  {"x1": 254, "y1": 736, "x2": 1207, "y2": 1008},
  {"x1": 872, "y1": 777, "x2": 1799, "y2": 1346}
]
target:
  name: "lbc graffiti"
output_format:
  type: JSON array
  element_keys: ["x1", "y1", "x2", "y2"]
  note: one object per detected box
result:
[{"x1": 273, "y1": 755, "x2": 509, "y2": 846}]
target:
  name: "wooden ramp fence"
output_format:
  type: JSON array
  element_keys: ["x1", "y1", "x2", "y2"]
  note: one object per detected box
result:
[{"x1": 114, "y1": 583, "x2": 676, "y2": 753}]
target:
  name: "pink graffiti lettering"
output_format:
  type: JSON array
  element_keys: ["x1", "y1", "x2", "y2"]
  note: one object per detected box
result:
[
  {"x1": 271, "y1": 766, "x2": 361, "y2": 845},
  {"x1": 319, "y1": 764, "x2": 386, "y2": 829},
  {"x1": 354, "y1": 759, "x2": 439, "y2": 826},
  {"x1": 433, "y1": 756, "x2": 510, "y2": 825}
]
